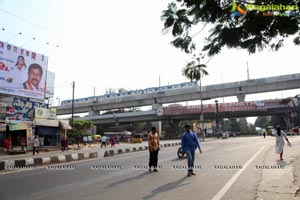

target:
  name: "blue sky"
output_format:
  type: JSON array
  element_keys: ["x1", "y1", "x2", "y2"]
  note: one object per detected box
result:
[{"x1": 0, "y1": 0, "x2": 299, "y2": 123}]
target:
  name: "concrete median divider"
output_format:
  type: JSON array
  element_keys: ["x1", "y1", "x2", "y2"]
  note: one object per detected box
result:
[
  {"x1": 89, "y1": 152, "x2": 98, "y2": 158},
  {"x1": 83, "y1": 153, "x2": 90, "y2": 159},
  {"x1": 101, "y1": 142, "x2": 182, "y2": 158},
  {"x1": 58, "y1": 155, "x2": 66, "y2": 162},
  {"x1": 109, "y1": 150, "x2": 115, "y2": 156},
  {"x1": 0, "y1": 161, "x2": 4, "y2": 170},
  {"x1": 34, "y1": 158, "x2": 43, "y2": 165},
  {"x1": 78, "y1": 153, "x2": 84, "y2": 160},
  {"x1": 25, "y1": 158, "x2": 34, "y2": 166},
  {"x1": 51, "y1": 156, "x2": 59, "y2": 164},
  {"x1": 0, "y1": 141, "x2": 184, "y2": 171},
  {"x1": 71, "y1": 154, "x2": 79, "y2": 161},
  {"x1": 65, "y1": 154, "x2": 72, "y2": 162},
  {"x1": 15, "y1": 160, "x2": 26, "y2": 167},
  {"x1": 5, "y1": 160, "x2": 15, "y2": 168}
]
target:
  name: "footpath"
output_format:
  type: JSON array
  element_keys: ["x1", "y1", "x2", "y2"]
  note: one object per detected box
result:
[{"x1": 255, "y1": 136, "x2": 300, "y2": 200}]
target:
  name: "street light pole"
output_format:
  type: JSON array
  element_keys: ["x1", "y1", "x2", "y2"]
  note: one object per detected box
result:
[
  {"x1": 215, "y1": 100, "x2": 219, "y2": 135},
  {"x1": 195, "y1": 54, "x2": 204, "y2": 138}
]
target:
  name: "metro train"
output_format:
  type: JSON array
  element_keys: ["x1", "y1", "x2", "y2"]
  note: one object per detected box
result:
[{"x1": 60, "y1": 81, "x2": 197, "y2": 106}]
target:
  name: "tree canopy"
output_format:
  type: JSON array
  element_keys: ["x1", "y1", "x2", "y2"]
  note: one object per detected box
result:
[{"x1": 161, "y1": 0, "x2": 300, "y2": 56}]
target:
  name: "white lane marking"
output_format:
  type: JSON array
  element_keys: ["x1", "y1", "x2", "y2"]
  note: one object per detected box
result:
[{"x1": 212, "y1": 146, "x2": 265, "y2": 200}]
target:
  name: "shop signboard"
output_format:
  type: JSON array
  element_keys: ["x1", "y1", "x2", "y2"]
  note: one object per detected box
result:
[
  {"x1": 5, "y1": 98, "x2": 48, "y2": 121},
  {"x1": 35, "y1": 107, "x2": 56, "y2": 120},
  {"x1": 9, "y1": 123, "x2": 30, "y2": 131},
  {"x1": 0, "y1": 106, "x2": 6, "y2": 120},
  {"x1": 26, "y1": 127, "x2": 33, "y2": 150},
  {"x1": 0, "y1": 123, "x2": 6, "y2": 131}
]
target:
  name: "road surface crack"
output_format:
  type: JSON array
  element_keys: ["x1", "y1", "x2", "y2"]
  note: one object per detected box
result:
[{"x1": 254, "y1": 146, "x2": 270, "y2": 200}]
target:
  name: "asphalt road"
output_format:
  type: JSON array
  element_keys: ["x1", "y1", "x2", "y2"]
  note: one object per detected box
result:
[{"x1": 1, "y1": 136, "x2": 300, "y2": 200}]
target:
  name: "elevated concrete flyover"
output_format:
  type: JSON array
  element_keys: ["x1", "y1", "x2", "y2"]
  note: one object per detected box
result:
[
  {"x1": 83, "y1": 98, "x2": 300, "y2": 125},
  {"x1": 56, "y1": 73, "x2": 300, "y2": 115}
]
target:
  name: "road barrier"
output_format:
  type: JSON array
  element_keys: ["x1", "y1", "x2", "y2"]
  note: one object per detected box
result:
[
  {"x1": 0, "y1": 142, "x2": 182, "y2": 171},
  {"x1": 0, "y1": 151, "x2": 100, "y2": 171},
  {"x1": 103, "y1": 142, "x2": 181, "y2": 157}
]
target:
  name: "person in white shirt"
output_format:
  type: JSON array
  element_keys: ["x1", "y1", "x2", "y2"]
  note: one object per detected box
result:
[
  {"x1": 32, "y1": 136, "x2": 40, "y2": 155},
  {"x1": 100, "y1": 136, "x2": 107, "y2": 148}
]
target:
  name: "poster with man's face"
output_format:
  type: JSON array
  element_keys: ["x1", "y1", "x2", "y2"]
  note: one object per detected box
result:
[{"x1": 0, "y1": 41, "x2": 48, "y2": 99}]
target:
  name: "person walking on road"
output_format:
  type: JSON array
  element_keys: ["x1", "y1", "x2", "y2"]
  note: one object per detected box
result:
[
  {"x1": 275, "y1": 125, "x2": 290, "y2": 160},
  {"x1": 87, "y1": 135, "x2": 92, "y2": 147},
  {"x1": 100, "y1": 135, "x2": 107, "y2": 148},
  {"x1": 181, "y1": 124, "x2": 202, "y2": 177},
  {"x1": 147, "y1": 127, "x2": 160, "y2": 172},
  {"x1": 111, "y1": 136, "x2": 116, "y2": 148},
  {"x1": 32, "y1": 136, "x2": 40, "y2": 155}
]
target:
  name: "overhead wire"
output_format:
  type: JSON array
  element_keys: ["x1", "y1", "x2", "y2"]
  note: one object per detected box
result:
[{"x1": 0, "y1": 8, "x2": 79, "y2": 44}]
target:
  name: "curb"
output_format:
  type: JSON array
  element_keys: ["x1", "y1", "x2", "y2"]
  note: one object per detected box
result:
[
  {"x1": 0, "y1": 151, "x2": 99, "y2": 171},
  {"x1": 0, "y1": 141, "x2": 187, "y2": 171},
  {"x1": 103, "y1": 142, "x2": 181, "y2": 158}
]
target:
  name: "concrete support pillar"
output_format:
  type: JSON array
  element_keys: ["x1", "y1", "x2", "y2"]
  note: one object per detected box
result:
[
  {"x1": 167, "y1": 119, "x2": 180, "y2": 138},
  {"x1": 237, "y1": 94, "x2": 248, "y2": 134},
  {"x1": 151, "y1": 121, "x2": 162, "y2": 136},
  {"x1": 89, "y1": 110, "x2": 99, "y2": 116}
]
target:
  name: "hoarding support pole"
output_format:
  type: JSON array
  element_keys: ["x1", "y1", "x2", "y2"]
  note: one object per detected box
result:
[{"x1": 71, "y1": 81, "x2": 75, "y2": 129}]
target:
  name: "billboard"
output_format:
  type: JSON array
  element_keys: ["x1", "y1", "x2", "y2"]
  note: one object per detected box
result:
[
  {"x1": 0, "y1": 40, "x2": 48, "y2": 99},
  {"x1": 5, "y1": 97, "x2": 48, "y2": 121},
  {"x1": 35, "y1": 107, "x2": 57, "y2": 120},
  {"x1": 45, "y1": 70, "x2": 55, "y2": 99}
]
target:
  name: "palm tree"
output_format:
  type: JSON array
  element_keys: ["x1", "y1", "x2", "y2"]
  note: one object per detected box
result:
[
  {"x1": 182, "y1": 57, "x2": 209, "y2": 136},
  {"x1": 182, "y1": 60, "x2": 208, "y2": 83}
]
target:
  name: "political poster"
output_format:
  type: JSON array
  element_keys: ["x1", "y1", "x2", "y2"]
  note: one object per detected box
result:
[{"x1": 0, "y1": 40, "x2": 48, "y2": 99}]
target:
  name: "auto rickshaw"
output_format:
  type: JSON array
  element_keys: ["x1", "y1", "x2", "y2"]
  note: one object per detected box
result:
[{"x1": 133, "y1": 134, "x2": 143, "y2": 143}]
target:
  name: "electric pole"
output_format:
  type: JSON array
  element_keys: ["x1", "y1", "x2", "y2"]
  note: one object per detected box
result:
[{"x1": 71, "y1": 81, "x2": 75, "y2": 129}]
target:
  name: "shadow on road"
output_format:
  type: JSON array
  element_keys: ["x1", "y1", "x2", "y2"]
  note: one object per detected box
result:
[
  {"x1": 104, "y1": 171, "x2": 149, "y2": 188},
  {"x1": 143, "y1": 176, "x2": 188, "y2": 200},
  {"x1": 276, "y1": 159, "x2": 289, "y2": 166},
  {"x1": 170, "y1": 158, "x2": 184, "y2": 162}
]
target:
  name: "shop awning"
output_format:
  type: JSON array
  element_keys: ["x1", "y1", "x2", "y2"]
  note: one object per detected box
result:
[
  {"x1": 59, "y1": 120, "x2": 72, "y2": 130},
  {"x1": 35, "y1": 119, "x2": 59, "y2": 127}
]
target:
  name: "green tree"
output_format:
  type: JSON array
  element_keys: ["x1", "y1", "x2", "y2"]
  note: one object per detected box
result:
[
  {"x1": 248, "y1": 123, "x2": 256, "y2": 133},
  {"x1": 231, "y1": 119, "x2": 241, "y2": 133},
  {"x1": 71, "y1": 119, "x2": 93, "y2": 130},
  {"x1": 255, "y1": 116, "x2": 270, "y2": 128},
  {"x1": 270, "y1": 114, "x2": 286, "y2": 129},
  {"x1": 182, "y1": 58, "x2": 209, "y2": 82},
  {"x1": 161, "y1": 1, "x2": 300, "y2": 56}
]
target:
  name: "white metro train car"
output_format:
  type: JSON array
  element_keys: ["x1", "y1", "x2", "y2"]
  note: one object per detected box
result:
[{"x1": 60, "y1": 81, "x2": 197, "y2": 106}]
